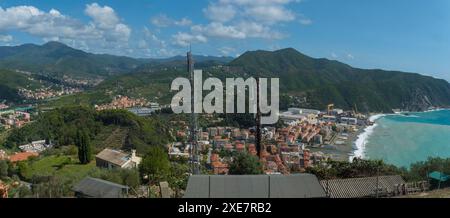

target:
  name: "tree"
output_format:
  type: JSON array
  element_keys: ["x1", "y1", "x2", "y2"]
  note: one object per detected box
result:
[
  {"x1": 139, "y1": 146, "x2": 171, "y2": 183},
  {"x1": 229, "y1": 152, "x2": 263, "y2": 175},
  {"x1": 76, "y1": 129, "x2": 92, "y2": 164},
  {"x1": 0, "y1": 160, "x2": 8, "y2": 179}
]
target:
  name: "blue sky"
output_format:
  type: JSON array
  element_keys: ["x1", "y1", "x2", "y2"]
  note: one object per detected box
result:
[{"x1": 0, "y1": 0, "x2": 449, "y2": 80}]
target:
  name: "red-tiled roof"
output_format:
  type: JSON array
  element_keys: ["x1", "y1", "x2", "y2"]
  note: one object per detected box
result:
[{"x1": 9, "y1": 152, "x2": 38, "y2": 163}]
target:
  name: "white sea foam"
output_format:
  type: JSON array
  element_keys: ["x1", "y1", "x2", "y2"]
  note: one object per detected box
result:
[
  {"x1": 349, "y1": 114, "x2": 384, "y2": 161},
  {"x1": 368, "y1": 114, "x2": 386, "y2": 122}
]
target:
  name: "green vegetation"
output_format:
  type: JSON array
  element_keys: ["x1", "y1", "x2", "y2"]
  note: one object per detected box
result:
[
  {"x1": 0, "y1": 69, "x2": 43, "y2": 103},
  {"x1": 306, "y1": 157, "x2": 450, "y2": 186},
  {"x1": 228, "y1": 48, "x2": 450, "y2": 112},
  {"x1": 139, "y1": 146, "x2": 171, "y2": 183},
  {"x1": 76, "y1": 129, "x2": 92, "y2": 164},
  {"x1": 49, "y1": 47, "x2": 450, "y2": 112},
  {"x1": 6, "y1": 153, "x2": 141, "y2": 197},
  {"x1": 0, "y1": 42, "x2": 144, "y2": 78},
  {"x1": 306, "y1": 158, "x2": 402, "y2": 180},
  {"x1": 18, "y1": 155, "x2": 80, "y2": 180},
  {"x1": 229, "y1": 152, "x2": 264, "y2": 175},
  {"x1": 0, "y1": 160, "x2": 8, "y2": 179},
  {"x1": 4, "y1": 106, "x2": 172, "y2": 154},
  {"x1": 0, "y1": 42, "x2": 232, "y2": 82}
]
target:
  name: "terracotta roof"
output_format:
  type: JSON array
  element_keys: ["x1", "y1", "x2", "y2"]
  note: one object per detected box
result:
[{"x1": 9, "y1": 152, "x2": 38, "y2": 162}]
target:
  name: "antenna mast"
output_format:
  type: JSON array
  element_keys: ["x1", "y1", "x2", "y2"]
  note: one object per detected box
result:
[
  {"x1": 256, "y1": 77, "x2": 262, "y2": 159},
  {"x1": 187, "y1": 47, "x2": 199, "y2": 174}
]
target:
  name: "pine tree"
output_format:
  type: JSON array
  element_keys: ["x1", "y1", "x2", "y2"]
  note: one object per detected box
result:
[{"x1": 76, "y1": 129, "x2": 92, "y2": 164}]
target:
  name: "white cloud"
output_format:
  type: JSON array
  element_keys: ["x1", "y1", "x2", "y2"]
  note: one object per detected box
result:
[
  {"x1": 331, "y1": 52, "x2": 338, "y2": 59},
  {"x1": 197, "y1": 0, "x2": 304, "y2": 41},
  {"x1": 151, "y1": 14, "x2": 192, "y2": 27},
  {"x1": 193, "y1": 22, "x2": 245, "y2": 39},
  {"x1": 208, "y1": 0, "x2": 301, "y2": 24},
  {"x1": 237, "y1": 21, "x2": 285, "y2": 39},
  {"x1": 218, "y1": 46, "x2": 236, "y2": 56},
  {"x1": 0, "y1": 4, "x2": 131, "y2": 55},
  {"x1": 347, "y1": 54, "x2": 355, "y2": 59},
  {"x1": 0, "y1": 34, "x2": 13, "y2": 42},
  {"x1": 192, "y1": 21, "x2": 285, "y2": 40},
  {"x1": 172, "y1": 32, "x2": 207, "y2": 47},
  {"x1": 85, "y1": 3, "x2": 120, "y2": 29},
  {"x1": 298, "y1": 14, "x2": 312, "y2": 25},
  {"x1": 174, "y1": 18, "x2": 193, "y2": 26},
  {"x1": 244, "y1": 5, "x2": 295, "y2": 23},
  {"x1": 219, "y1": 0, "x2": 299, "y2": 6},
  {"x1": 203, "y1": 3, "x2": 236, "y2": 23}
]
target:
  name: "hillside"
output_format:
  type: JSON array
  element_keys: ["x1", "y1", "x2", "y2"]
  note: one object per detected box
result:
[
  {"x1": 4, "y1": 106, "x2": 172, "y2": 154},
  {"x1": 0, "y1": 42, "x2": 233, "y2": 79},
  {"x1": 228, "y1": 48, "x2": 450, "y2": 112},
  {"x1": 0, "y1": 42, "x2": 144, "y2": 78},
  {"x1": 0, "y1": 69, "x2": 43, "y2": 103},
  {"x1": 43, "y1": 48, "x2": 450, "y2": 113}
]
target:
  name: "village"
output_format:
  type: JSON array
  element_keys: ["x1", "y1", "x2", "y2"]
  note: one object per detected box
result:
[
  {"x1": 0, "y1": 106, "x2": 33, "y2": 129},
  {"x1": 18, "y1": 86, "x2": 82, "y2": 100},
  {"x1": 168, "y1": 104, "x2": 370, "y2": 175}
]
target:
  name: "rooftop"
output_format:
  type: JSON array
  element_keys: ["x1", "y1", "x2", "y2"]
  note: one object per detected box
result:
[
  {"x1": 9, "y1": 152, "x2": 38, "y2": 163},
  {"x1": 184, "y1": 174, "x2": 326, "y2": 198},
  {"x1": 95, "y1": 148, "x2": 130, "y2": 167},
  {"x1": 72, "y1": 177, "x2": 129, "y2": 198}
]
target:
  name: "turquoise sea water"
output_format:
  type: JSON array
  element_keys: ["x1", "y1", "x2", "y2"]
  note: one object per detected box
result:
[{"x1": 364, "y1": 109, "x2": 450, "y2": 168}]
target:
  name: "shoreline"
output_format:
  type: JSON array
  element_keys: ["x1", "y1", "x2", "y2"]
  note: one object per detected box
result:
[
  {"x1": 348, "y1": 113, "x2": 386, "y2": 161},
  {"x1": 347, "y1": 108, "x2": 450, "y2": 162}
]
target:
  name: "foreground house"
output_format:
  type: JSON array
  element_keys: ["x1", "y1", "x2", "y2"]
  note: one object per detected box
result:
[
  {"x1": 72, "y1": 177, "x2": 129, "y2": 198},
  {"x1": 184, "y1": 174, "x2": 326, "y2": 198},
  {"x1": 95, "y1": 149, "x2": 141, "y2": 169}
]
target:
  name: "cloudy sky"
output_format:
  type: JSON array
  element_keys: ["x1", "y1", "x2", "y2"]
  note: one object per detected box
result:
[{"x1": 0, "y1": 0, "x2": 449, "y2": 80}]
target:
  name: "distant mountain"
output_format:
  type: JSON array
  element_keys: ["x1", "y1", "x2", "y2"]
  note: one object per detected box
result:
[
  {"x1": 0, "y1": 42, "x2": 232, "y2": 79},
  {"x1": 43, "y1": 47, "x2": 450, "y2": 112},
  {"x1": 227, "y1": 48, "x2": 450, "y2": 112},
  {"x1": 0, "y1": 42, "x2": 144, "y2": 78},
  {"x1": 154, "y1": 55, "x2": 233, "y2": 63}
]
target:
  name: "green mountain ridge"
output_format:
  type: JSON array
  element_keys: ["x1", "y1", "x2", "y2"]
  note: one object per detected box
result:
[
  {"x1": 0, "y1": 69, "x2": 43, "y2": 103},
  {"x1": 0, "y1": 42, "x2": 233, "y2": 79},
  {"x1": 227, "y1": 48, "x2": 450, "y2": 112},
  {"x1": 0, "y1": 42, "x2": 144, "y2": 78},
  {"x1": 3, "y1": 44, "x2": 449, "y2": 113}
]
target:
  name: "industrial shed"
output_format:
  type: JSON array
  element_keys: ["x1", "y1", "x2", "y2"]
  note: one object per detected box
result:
[
  {"x1": 320, "y1": 175, "x2": 405, "y2": 198},
  {"x1": 184, "y1": 174, "x2": 326, "y2": 198}
]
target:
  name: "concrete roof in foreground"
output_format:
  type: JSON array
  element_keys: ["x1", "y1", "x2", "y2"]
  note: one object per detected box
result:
[{"x1": 184, "y1": 174, "x2": 326, "y2": 198}]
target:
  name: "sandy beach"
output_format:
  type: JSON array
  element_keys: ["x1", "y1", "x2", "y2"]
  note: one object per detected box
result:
[{"x1": 310, "y1": 127, "x2": 364, "y2": 162}]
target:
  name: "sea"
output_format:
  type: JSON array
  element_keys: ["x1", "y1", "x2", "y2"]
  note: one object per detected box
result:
[{"x1": 350, "y1": 109, "x2": 450, "y2": 168}]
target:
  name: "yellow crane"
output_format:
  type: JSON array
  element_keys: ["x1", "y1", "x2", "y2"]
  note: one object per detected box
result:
[{"x1": 327, "y1": 104, "x2": 334, "y2": 114}]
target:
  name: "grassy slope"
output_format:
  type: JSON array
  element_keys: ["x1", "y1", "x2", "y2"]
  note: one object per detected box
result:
[{"x1": 20, "y1": 155, "x2": 96, "y2": 182}]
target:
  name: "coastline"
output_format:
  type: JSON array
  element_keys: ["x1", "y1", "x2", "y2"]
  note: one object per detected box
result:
[
  {"x1": 348, "y1": 107, "x2": 450, "y2": 163},
  {"x1": 348, "y1": 113, "x2": 386, "y2": 161}
]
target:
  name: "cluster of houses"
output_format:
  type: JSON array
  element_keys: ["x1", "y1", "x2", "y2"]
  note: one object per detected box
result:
[
  {"x1": 0, "y1": 110, "x2": 31, "y2": 129},
  {"x1": 18, "y1": 86, "x2": 82, "y2": 100},
  {"x1": 168, "y1": 107, "x2": 367, "y2": 175},
  {"x1": 19, "y1": 140, "x2": 53, "y2": 153},
  {"x1": 94, "y1": 95, "x2": 152, "y2": 111}
]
